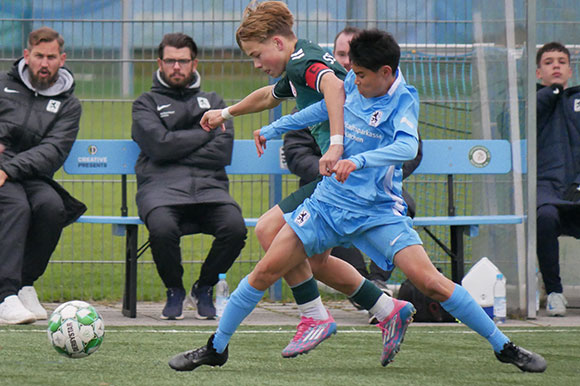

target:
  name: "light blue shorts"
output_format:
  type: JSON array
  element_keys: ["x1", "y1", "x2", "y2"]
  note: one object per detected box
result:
[{"x1": 284, "y1": 197, "x2": 423, "y2": 272}]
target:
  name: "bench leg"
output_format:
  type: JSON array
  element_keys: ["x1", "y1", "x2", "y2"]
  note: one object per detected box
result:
[
  {"x1": 450, "y1": 225, "x2": 465, "y2": 283},
  {"x1": 122, "y1": 224, "x2": 138, "y2": 318}
]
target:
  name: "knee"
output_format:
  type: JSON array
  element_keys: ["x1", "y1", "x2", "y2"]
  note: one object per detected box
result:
[
  {"x1": 537, "y1": 205, "x2": 559, "y2": 231},
  {"x1": 146, "y1": 216, "x2": 179, "y2": 243},
  {"x1": 33, "y1": 197, "x2": 65, "y2": 224},
  {"x1": 248, "y1": 264, "x2": 277, "y2": 290},
  {"x1": 254, "y1": 216, "x2": 280, "y2": 250}
]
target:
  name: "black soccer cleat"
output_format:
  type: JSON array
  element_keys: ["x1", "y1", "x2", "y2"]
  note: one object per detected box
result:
[
  {"x1": 168, "y1": 334, "x2": 228, "y2": 371},
  {"x1": 494, "y1": 342, "x2": 547, "y2": 373}
]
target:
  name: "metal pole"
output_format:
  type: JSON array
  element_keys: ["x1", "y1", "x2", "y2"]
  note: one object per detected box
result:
[
  {"x1": 121, "y1": 0, "x2": 133, "y2": 97},
  {"x1": 525, "y1": 0, "x2": 538, "y2": 319},
  {"x1": 366, "y1": 0, "x2": 377, "y2": 29}
]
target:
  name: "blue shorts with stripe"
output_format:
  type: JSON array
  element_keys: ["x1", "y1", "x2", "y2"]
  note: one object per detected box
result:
[{"x1": 283, "y1": 197, "x2": 422, "y2": 272}]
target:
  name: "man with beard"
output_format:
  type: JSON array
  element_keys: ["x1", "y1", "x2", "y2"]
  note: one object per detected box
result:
[
  {"x1": 132, "y1": 33, "x2": 247, "y2": 321},
  {"x1": 0, "y1": 27, "x2": 86, "y2": 324}
]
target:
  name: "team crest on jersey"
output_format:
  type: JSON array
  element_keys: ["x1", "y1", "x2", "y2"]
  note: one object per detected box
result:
[
  {"x1": 294, "y1": 209, "x2": 310, "y2": 226},
  {"x1": 46, "y1": 99, "x2": 61, "y2": 113},
  {"x1": 574, "y1": 99, "x2": 580, "y2": 112},
  {"x1": 369, "y1": 110, "x2": 383, "y2": 127},
  {"x1": 197, "y1": 97, "x2": 211, "y2": 109},
  {"x1": 289, "y1": 81, "x2": 297, "y2": 97}
]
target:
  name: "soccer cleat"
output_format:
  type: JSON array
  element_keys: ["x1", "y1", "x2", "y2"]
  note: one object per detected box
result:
[
  {"x1": 282, "y1": 312, "x2": 337, "y2": 358},
  {"x1": 494, "y1": 342, "x2": 547, "y2": 372},
  {"x1": 546, "y1": 292, "x2": 567, "y2": 316},
  {"x1": 168, "y1": 334, "x2": 228, "y2": 371},
  {"x1": 190, "y1": 282, "x2": 217, "y2": 320},
  {"x1": 18, "y1": 286, "x2": 48, "y2": 320},
  {"x1": 161, "y1": 287, "x2": 186, "y2": 320},
  {"x1": 0, "y1": 295, "x2": 36, "y2": 325},
  {"x1": 377, "y1": 299, "x2": 415, "y2": 366}
]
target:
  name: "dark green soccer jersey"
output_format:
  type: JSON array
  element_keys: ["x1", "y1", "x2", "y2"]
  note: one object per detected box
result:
[{"x1": 272, "y1": 39, "x2": 347, "y2": 153}]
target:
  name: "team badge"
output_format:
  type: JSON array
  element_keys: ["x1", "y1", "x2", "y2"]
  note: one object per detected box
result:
[
  {"x1": 197, "y1": 97, "x2": 211, "y2": 109},
  {"x1": 294, "y1": 209, "x2": 310, "y2": 226},
  {"x1": 574, "y1": 99, "x2": 580, "y2": 112},
  {"x1": 46, "y1": 100, "x2": 61, "y2": 113},
  {"x1": 369, "y1": 110, "x2": 382, "y2": 127}
]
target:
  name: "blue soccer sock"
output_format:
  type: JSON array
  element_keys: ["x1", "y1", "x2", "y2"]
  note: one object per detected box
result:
[
  {"x1": 212, "y1": 276, "x2": 265, "y2": 353},
  {"x1": 440, "y1": 284, "x2": 509, "y2": 352}
]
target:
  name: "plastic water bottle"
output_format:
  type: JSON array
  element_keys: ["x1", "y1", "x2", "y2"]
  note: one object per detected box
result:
[
  {"x1": 215, "y1": 273, "x2": 229, "y2": 318},
  {"x1": 493, "y1": 273, "x2": 506, "y2": 324}
]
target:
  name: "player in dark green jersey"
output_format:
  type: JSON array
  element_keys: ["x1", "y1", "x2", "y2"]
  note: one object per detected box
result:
[{"x1": 199, "y1": 1, "x2": 394, "y2": 358}]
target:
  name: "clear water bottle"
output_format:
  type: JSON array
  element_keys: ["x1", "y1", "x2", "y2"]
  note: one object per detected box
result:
[
  {"x1": 215, "y1": 273, "x2": 229, "y2": 318},
  {"x1": 493, "y1": 273, "x2": 506, "y2": 324}
]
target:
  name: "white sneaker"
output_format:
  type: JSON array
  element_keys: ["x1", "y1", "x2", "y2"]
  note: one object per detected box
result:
[
  {"x1": 0, "y1": 295, "x2": 37, "y2": 324},
  {"x1": 546, "y1": 292, "x2": 567, "y2": 316},
  {"x1": 18, "y1": 286, "x2": 48, "y2": 320}
]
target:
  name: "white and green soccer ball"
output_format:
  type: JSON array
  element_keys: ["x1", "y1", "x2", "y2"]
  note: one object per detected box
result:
[{"x1": 47, "y1": 300, "x2": 105, "y2": 358}]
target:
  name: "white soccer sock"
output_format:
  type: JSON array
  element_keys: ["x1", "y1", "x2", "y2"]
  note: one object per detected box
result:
[
  {"x1": 298, "y1": 297, "x2": 329, "y2": 320},
  {"x1": 369, "y1": 294, "x2": 395, "y2": 322}
]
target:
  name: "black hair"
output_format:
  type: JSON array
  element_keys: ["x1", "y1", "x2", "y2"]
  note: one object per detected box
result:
[
  {"x1": 349, "y1": 29, "x2": 400, "y2": 73},
  {"x1": 158, "y1": 33, "x2": 198, "y2": 59},
  {"x1": 536, "y1": 41, "x2": 570, "y2": 67}
]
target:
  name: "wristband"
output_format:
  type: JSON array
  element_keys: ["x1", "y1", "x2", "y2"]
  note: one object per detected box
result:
[
  {"x1": 221, "y1": 107, "x2": 234, "y2": 120},
  {"x1": 330, "y1": 135, "x2": 344, "y2": 145}
]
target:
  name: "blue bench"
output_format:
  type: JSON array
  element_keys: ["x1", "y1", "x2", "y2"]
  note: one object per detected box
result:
[{"x1": 64, "y1": 139, "x2": 523, "y2": 317}]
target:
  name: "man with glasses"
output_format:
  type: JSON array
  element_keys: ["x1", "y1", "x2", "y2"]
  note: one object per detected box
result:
[{"x1": 132, "y1": 33, "x2": 247, "y2": 320}]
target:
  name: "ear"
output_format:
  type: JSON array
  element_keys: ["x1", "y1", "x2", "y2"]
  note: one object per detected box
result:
[
  {"x1": 191, "y1": 58, "x2": 199, "y2": 72},
  {"x1": 156, "y1": 57, "x2": 163, "y2": 71},
  {"x1": 23, "y1": 48, "x2": 30, "y2": 65},
  {"x1": 382, "y1": 65, "x2": 393, "y2": 78},
  {"x1": 59, "y1": 52, "x2": 67, "y2": 67},
  {"x1": 272, "y1": 36, "x2": 283, "y2": 51},
  {"x1": 536, "y1": 68, "x2": 541, "y2": 80}
]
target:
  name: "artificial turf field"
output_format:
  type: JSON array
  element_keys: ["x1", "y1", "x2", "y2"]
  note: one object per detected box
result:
[{"x1": 1, "y1": 325, "x2": 578, "y2": 386}]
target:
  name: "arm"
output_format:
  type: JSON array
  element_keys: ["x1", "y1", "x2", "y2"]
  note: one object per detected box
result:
[
  {"x1": 200, "y1": 85, "x2": 282, "y2": 131},
  {"x1": 536, "y1": 84, "x2": 562, "y2": 133},
  {"x1": 283, "y1": 128, "x2": 322, "y2": 185},
  {"x1": 318, "y1": 73, "x2": 345, "y2": 176},
  {"x1": 177, "y1": 118, "x2": 234, "y2": 169},
  {"x1": 131, "y1": 95, "x2": 213, "y2": 163},
  {"x1": 334, "y1": 132, "x2": 418, "y2": 183},
  {"x1": 0, "y1": 98, "x2": 81, "y2": 181},
  {"x1": 402, "y1": 133, "x2": 422, "y2": 179}
]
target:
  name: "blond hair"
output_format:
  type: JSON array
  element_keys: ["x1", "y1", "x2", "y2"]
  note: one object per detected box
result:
[
  {"x1": 28, "y1": 27, "x2": 64, "y2": 53},
  {"x1": 235, "y1": 1, "x2": 295, "y2": 48}
]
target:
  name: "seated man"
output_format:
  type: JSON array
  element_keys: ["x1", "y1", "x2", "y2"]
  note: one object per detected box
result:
[
  {"x1": 169, "y1": 29, "x2": 546, "y2": 373},
  {"x1": 535, "y1": 41, "x2": 580, "y2": 316},
  {"x1": 0, "y1": 27, "x2": 85, "y2": 324},
  {"x1": 132, "y1": 33, "x2": 247, "y2": 320}
]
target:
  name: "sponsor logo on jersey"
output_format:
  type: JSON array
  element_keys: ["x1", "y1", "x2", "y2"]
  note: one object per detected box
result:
[
  {"x1": 369, "y1": 110, "x2": 383, "y2": 127},
  {"x1": 294, "y1": 209, "x2": 310, "y2": 226},
  {"x1": 197, "y1": 97, "x2": 211, "y2": 109},
  {"x1": 46, "y1": 99, "x2": 61, "y2": 113}
]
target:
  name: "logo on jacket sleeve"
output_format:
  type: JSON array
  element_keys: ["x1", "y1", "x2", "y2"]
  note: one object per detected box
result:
[
  {"x1": 197, "y1": 97, "x2": 211, "y2": 109},
  {"x1": 574, "y1": 99, "x2": 580, "y2": 112},
  {"x1": 46, "y1": 100, "x2": 61, "y2": 113}
]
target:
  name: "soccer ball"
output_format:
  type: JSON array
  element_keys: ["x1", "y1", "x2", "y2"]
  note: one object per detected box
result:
[{"x1": 47, "y1": 300, "x2": 105, "y2": 358}]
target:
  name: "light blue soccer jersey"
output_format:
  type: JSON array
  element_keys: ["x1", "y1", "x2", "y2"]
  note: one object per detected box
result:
[{"x1": 261, "y1": 70, "x2": 419, "y2": 216}]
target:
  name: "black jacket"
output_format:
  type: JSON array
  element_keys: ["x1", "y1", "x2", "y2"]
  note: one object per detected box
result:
[
  {"x1": 283, "y1": 128, "x2": 423, "y2": 217},
  {"x1": 0, "y1": 58, "x2": 86, "y2": 225},
  {"x1": 537, "y1": 83, "x2": 580, "y2": 208},
  {"x1": 132, "y1": 71, "x2": 238, "y2": 221}
]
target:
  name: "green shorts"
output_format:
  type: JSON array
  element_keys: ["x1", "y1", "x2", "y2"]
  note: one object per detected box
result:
[{"x1": 278, "y1": 176, "x2": 323, "y2": 213}]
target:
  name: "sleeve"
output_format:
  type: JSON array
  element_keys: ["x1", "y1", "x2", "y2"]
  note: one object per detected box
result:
[
  {"x1": 283, "y1": 128, "x2": 322, "y2": 184},
  {"x1": 304, "y1": 62, "x2": 333, "y2": 93},
  {"x1": 260, "y1": 100, "x2": 328, "y2": 140},
  {"x1": 131, "y1": 94, "x2": 213, "y2": 163},
  {"x1": 536, "y1": 84, "x2": 562, "y2": 134},
  {"x1": 349, "y1": 131, "x2": 418, "y2": 170},
  {"x1": 272, "y1": 76, "x2": 294, "y2": 100},
  {"x1": 1, "y1": 97, "x2": 81, "y2": 180},
  {"x1": 402, "y1": 133, "x2": 422, "y2": 179}
]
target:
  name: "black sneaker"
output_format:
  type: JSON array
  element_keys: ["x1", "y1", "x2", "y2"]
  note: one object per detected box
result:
[
  {"x1": 161, "y1": 287, "x2": 186, "y2": 320},
  {"x1": 191, "y1": 282, "x2": 216, "y2": 320},
  {"x1": 494, "y1": 342, "x2": 547, "y2": 372},
  {"x1": 168, "y1": 334, "x2": 228, "y2": 371}
]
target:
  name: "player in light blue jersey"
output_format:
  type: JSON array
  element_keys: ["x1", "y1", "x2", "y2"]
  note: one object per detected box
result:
[{"x1": 169, "y1": 29, "x2": 547, "y2": 373}]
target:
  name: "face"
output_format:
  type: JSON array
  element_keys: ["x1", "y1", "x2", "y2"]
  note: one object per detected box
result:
[
  {"x1": 157, "y1": 46, "x2": 198, "y2": 88},
  {"x1": 23, "y1": 40, "x2": 65, "y2": 90},
  {"x1": 351, "y1": 63, "x2": 392, "y2": 98},
  {"x1": 536, "y1": 50, "x2": 572, "y2": 88},
  {"x1": 240, "y1": 37, "x2": 287, "y2": 78},
  {"x1": 333, "y1": 32, "x2": 355, "y2": 71}
]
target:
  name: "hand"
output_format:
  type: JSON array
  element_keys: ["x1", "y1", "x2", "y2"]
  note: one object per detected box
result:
[
  {"x1": 331, "y1": 159, "x2": 357, "y2": 183},
  {"x1": 0, "y1": 169, "x2": 8, "y2": 188},
  {"x1": 200, "y1": 109, "x2": 226, "y2": 132},
  {"x1": 253, "y1": 129, "x2": 267, "y2": 157},
  {"x1": 319, "y1": 144, "x2": 343, "y2": 176},
  {"x1": 563, "y1": 183, "x2": 580, "y2": 202}
]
